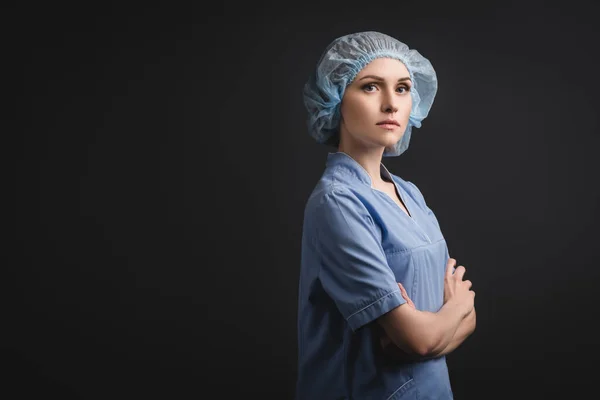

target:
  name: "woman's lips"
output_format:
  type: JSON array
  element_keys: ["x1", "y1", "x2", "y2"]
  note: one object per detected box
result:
[{"x1": 377, "y1": 123, "x2": 399, "y2": 130}]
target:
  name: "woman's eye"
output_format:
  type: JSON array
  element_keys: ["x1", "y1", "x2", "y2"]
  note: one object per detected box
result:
[
  {"x1": 362, "y1": 83, "x2": 411, "y2": 93},
  {"x1": 362, "y1": 83, "x2": 377, "y2": 92}
]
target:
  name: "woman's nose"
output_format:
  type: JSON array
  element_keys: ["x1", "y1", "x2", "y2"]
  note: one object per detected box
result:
[
  {"x1": 382, "y1": 102, "x2": 398, "y2": 114},
  {"x1": 381, "y1": 91, "x2": 399, "y2": 114}
]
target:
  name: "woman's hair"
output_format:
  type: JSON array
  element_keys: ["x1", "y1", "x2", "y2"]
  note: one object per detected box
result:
[{"x1": 303, "y1": 31, "x2": 438, "y2": 157}]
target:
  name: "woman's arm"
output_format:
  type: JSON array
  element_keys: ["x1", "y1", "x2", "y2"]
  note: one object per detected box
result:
[
  {"x1": 379, "y1": 281, "x2": 476, "y2": 360},
  {"x1": 377, "y1": 259, "x2": 475, "y2": 358},
  {"x1": 380, "y1": 306, "x2": 476, "y2": 360},
  {"x1": 377, "y1": 296, "x2": 466, "y2": 357},
  {"x1": 436, "y1": 306, "x2": 476, "y2": 355}
]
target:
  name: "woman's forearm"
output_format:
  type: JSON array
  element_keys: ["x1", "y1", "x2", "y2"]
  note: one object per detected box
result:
[
  {"x1": 382, "y1": 307, "x2": 476, "y2": 361},
  {"x1": 420, "y1": 300, "x2": 467, "y2": 356},
  {"x1": 436, "y1": 307, "x2": 476, "y2": 356},
  {"x1": 379, "y1": 299, "x2": 466, "y2": 357}
]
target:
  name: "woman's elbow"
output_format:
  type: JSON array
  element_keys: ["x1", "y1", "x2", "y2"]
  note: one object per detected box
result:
[
  {"x1": 382, "y1": 307, "x2": 446, "y2": 357},
  {"x1": 407, "y1": 331, "x2": 442, "y2": 357}
]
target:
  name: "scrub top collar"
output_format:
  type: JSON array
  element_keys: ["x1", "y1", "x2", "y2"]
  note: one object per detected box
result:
[{"x1": 326, "y1": 151, "x2": 396, "y2": 188}]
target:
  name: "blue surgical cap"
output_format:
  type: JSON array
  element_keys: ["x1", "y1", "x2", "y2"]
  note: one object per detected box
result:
[{"x1": 303, "y1": 31, "x2": 438, "y2": 157}]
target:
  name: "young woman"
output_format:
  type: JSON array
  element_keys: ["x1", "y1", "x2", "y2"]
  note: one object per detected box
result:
[{"x1": 296, "y1": 31, "x2": 476, "y2": 399}]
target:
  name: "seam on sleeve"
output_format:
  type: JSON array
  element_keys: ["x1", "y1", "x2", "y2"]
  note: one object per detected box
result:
[{"x1": 346, "y1": 288, "x2": 401, "y2": 320}]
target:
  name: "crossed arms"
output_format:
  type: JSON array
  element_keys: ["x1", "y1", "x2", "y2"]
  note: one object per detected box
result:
[{"x1": 376, "y1": 258, "x2": 477, "y2": 360}]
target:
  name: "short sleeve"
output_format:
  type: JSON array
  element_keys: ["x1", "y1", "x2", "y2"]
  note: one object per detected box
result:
[{"x1": 315, "y1": 186, "x2": 406, "y2": 332}]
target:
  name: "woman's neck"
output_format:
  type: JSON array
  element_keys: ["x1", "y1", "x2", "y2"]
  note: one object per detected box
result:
[{"x1": 337, "y1": 144, "x2": 386, "y2": 187}]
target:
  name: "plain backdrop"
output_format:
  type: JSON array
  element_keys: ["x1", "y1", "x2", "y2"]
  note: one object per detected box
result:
[{"x1": 9, "y1": 2, "x2": 600, "y2": 399}]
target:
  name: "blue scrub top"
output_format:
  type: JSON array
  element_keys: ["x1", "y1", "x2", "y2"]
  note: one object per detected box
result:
[{"x1": 296, "y1": 152, "x2": 453, "y2": 400}]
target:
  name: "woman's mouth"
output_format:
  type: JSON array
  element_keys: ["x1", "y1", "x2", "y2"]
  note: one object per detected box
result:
[{"x1": 377, "y1": 123, "x2": 399, "y2": 130}]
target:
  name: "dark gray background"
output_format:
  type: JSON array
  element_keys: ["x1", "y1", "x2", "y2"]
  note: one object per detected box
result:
[{"x1": 10, "y1": 2, "x2": 600, "y2": 399}]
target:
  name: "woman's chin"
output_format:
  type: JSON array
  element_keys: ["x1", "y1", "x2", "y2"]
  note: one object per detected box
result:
[
  {"x1": 357, "y1": 133, "x2": 403, "y2": 151},
  {"x1": 380, "y1": 134, "x2": 404, "y2": 148}
]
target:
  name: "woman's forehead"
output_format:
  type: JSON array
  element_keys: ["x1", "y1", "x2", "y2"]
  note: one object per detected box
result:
[{"x1": 357, "y1": 58, "x2": 410, "y2": 79}]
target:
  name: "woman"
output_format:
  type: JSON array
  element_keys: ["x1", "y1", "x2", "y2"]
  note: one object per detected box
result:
[{"x1": 296, "y1": 31, "x2": 476, "y2": 399}]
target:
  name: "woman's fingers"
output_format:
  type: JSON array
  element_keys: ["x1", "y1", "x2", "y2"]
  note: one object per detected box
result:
[
  {"x1": 454, "y1": 265, "x2": 466, "y2": 281},
  {"x1": 446, "y1": 258, "x2": 457, "y2": 279},
  {"x1": 397, "y1": 283, "x2": 415, "y2": 308}
]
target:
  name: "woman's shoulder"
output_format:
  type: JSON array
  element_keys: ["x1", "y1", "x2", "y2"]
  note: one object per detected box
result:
[
  {"x1": 303, "y1": 174, "x2": 377, "y2": 225},
  {"x1": 302, "y1": 179, "x2": 376, "y2": 242},
  {"x1": 306, "y1": 179, "x2": 361, "y2": 209}
]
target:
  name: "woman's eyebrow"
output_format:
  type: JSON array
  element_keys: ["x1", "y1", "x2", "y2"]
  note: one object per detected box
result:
[{"x1": 358, "y1": 75, "x2": 411, "y2": 82}]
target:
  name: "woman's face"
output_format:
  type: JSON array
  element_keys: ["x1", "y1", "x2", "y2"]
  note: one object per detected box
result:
[{"x1": 339, "y1": 58, "x2": 413, "y2": 152}]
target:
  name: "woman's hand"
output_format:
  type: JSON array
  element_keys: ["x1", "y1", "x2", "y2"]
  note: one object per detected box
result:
[
  {"x1": 443, "y1": 258, "x2": 475, "y2": 318},
  {"x1": 379, "y1": 261, "x2": 477, "y2": 357},
  {"x1": 397, "y1": 282, "x2": 415, "y2": 309}
]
